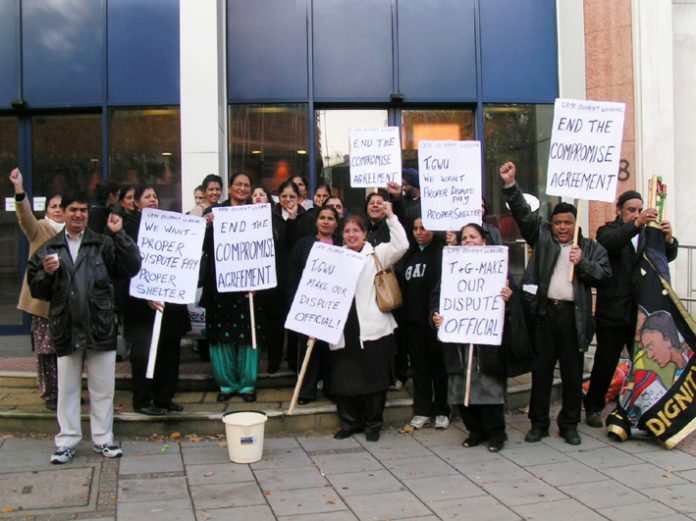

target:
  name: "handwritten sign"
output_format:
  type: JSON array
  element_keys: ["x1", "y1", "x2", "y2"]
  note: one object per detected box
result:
[
  {"x1": 546, "y1": 98, "x2": 626, "y2": 202},
  {"x1": 418, "y1": 140, "x2": 482, "y2": 231},
  {"x1": 438, "y1": 245, "x2": 508, "y2": 345},
  {"x1": 212, "y1": 203, "x2": 277, "y2": 292},
  {"x1": 349, "y1": 127, "x2": 402, "y2": 187},
  {"x1": 129, "y1": 208, "x2": 206, "y2": 304},
  {"x1": 284, "y1": 242, "x2": 365, "y2": 344}
]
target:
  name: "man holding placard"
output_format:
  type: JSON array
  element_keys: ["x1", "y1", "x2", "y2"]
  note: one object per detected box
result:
[{"x1": 500, "y1": 162, "x2": 611, "y2": 446}]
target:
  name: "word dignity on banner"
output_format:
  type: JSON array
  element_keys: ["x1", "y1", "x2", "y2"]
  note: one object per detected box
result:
[
  {"x1": 285, "y1": 242, "x2": 365, "y2": 345},
  {"x1": 438, "y1": 245, "x2": 508, "y2": 345},
  {"x1": 213, "y1": 203, "x2": 277, "y2": 292},
  {"x1": 130, "y1": 208, "x2": 206, "y2": 304},
  {"x1": 546, "y1": 98, "x2": 626, "y2": 203},
  {"x1": 418, "y1": 140, "x2": 482, "y2": 231},
  {"x1": 349, "y1": 127, "x2": 402, "y2": 187}
]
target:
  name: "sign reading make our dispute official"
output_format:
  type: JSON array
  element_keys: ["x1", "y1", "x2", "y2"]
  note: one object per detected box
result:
[
  {"x1": 285, "y1": 242, "x2": 365, "y2": 345},
  {"x1": 349, "y1": 127, "x2": 402, "y2": 187},
  {"x1": 546, "y1": 98, "x2": 626, "y2": 202},
  {"x1": 129, "y1": 208, "x2": 206, "y2": 304},
  {"x1": 438, "y1": 245, "x2": 508, "y2": 346},
  {"x1": 418, "y1": 140, "x2": 482, "y2": 231},
  {"x1": 212, "y1": 203, "x2": 277, "y2": 292}
]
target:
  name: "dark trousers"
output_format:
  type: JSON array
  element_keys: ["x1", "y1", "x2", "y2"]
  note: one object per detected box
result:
[
  {"x1": 393, "y1": 309, "x2": 410, "y2": 383},
  {"x1": 264, "y1": 307, "x2": 285, "y2": 369},
  {"x1": 584, "y1": 326, "x2": 634, "y2": 413},
  {"x1": 406, "y1": 321, "x2": 449, "y2": 417},
  {"x1": 297, "y1": 335, "x2": 330, "y2": 401},
  {"x1": 529, "y1": 301, "x2": 584, "y2": 432},
  {"x1": 130, "y1": 334, "x2": 182, "y2": 409},
  {"x1": 335, "y1": 390, "x2": 388, "y2": 435},
  {"x1": 458, "y1": 403, "x2": 506, "y2": 443}
]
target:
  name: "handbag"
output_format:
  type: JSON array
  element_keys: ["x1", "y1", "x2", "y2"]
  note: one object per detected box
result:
[{"x1": 372, "y1": 253, "x2": 402, "y2": 312}]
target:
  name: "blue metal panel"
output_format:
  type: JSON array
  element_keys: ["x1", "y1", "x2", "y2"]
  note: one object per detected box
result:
[
  {"x1": 22, "y1": 0, "x2": 104, "y2": 107},
  {"x1": 0, "y1": 1, "x2": 20, "y2": 109},
  {"x1": 228, "y1": 0, "x2": 308, "y2": 101},
  {"x1": 479, "y1": 0, "x2": 558, "y2": 103},
  {"x1": 108, "y1": 0, "x2": 180, "y2": 104},
  {"x1": 397, "y1": 0, "x2": 477, "y2": 102},
  {"x1": 313, "y1": 0, "x2": 393, "y2": 101}
]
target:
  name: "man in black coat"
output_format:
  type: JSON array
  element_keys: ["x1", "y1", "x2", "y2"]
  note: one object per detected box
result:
[
  {"x1": 28, "y1": 192, "x2": 141, "y2": 464},
  {"x1": 499, "y1": 162, "x2": 611, "y2": 446},
  {"x1": 584, "y1": 190, "x2": 678, "y2": 427}
]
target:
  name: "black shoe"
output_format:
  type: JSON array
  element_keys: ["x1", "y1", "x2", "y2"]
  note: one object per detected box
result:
[
  {"x1": 462, "y1": 436, "x2": 484, "y2": 448},
  {"x1": 488, "y1": 439, "x2": 505, "y2": 452},
  {"x1": 365, "y1": 430, "x2": 380, "y2": 442},
  {"x1": 524, "y1": 427, "x2": 549, "y2": 443},
  {"x1": 585, "y1": 411, "x2": 603, "y2": 428},
  {"x1": 333, "y1": 427, "x2": 362, "y2": 439},
  {"x1": 135, "y1": 405, "x2": 166, "y2": 416},
  {"x1": 216, "y1": 392, "x2": 234, "y2": 402},
  {"x1": 45, "y1": 398, "x2": 57, "y2": 411},
  {"x1": 297, "y1": 397, "x2": 314, "y2": 405},
  {"x1": 241, "y1": 391, "x2": 256, "y2": 403},
  {"x1": 561, "y1": 429, "x2": 581, "y2": 445},
  {"x1": 156, "y1": 401, "x2": 184, "y2": 412}
]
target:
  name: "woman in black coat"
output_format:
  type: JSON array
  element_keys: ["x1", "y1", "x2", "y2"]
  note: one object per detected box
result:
[{"x1": 123, "y1": 185, "x2": 191, "y2": 415}]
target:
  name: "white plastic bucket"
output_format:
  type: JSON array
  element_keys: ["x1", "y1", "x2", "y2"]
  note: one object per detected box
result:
[{"x1": 222, "y1": 411, "x2": 268, "y2": 463}]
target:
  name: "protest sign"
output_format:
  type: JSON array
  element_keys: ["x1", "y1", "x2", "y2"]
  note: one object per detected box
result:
[
  {"x1": 129, "y1": 208, "x2": 205, "y2": 304},
  {"x1": 285, "y1": 242, "x2": 365, "y2": 345},
  {"x1": 349, "y1": 127, "x2": 402, "y2": 187},
  {"x1": 437, "y1": 245, "x2": 508, "y2": 345},
  {"x1": 213, "y1": 203, "x2": 277, "y2": 292},
  {"x1": 546, "y1": 98, "x2": 626, "y2": 202},
  {"x1": 418, "y1": 140, "x2": 482, "y2": 231}
]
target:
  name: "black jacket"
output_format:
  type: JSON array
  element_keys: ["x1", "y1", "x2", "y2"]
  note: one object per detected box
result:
[
  {"x1": 503, "y1": 183, "x2": 611, "y2": 352},
  {"x1": 397, "y1": 236, "x2": 444, "y2": 323},
  {"x1": 595, "y1": 217, "x2": 678, "y2": 328},
  {"x1": 27, "y1": 227, "x2": 141, "y2": 356}
]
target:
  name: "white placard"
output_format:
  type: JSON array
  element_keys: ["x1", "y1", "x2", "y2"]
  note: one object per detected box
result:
[
  {"x1": 284, "y1": 242, "x2": 365, "y2": 345},
  {"x1": 5, "y1": 197, "x2": 15, "y2": 212},
  {"x1": 546, "y1": 98, "x2": 626, "y2": 202},
  {"x1": 33, "y1": 196, "x2": 46, "y2": 212},
  {"x1": 213, "y1": 203, "x2": 277, "y2": 292},
  {"x1": 418, "y1": 140, "x2": 482, "y2": 231},
  {"x1": 349, "y1": 127, "x2": 402, "y2": 187},
  {"x1": 437, "y1": 245, "x2": 508, "y2": 345},
  {"x1": 129, "y1": 208, "x2": 206, "y2": 304}
]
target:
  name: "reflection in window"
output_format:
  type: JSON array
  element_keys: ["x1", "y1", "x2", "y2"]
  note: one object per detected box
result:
[
  {"x1": 229, "y1": 105, "x2": 309, "y2": 194},
  {"x1": 0, "y1": 117, "x2": 21, "y2": 325},
  {"x1": 109, "y1": 107, "x2": 182, "y2": 212},
  {"x1": 32, "y1": 114, "x2": 102, "y2": 200},
  {"x1": 316, "y1": 109, "x2": 388, "y2": 216},
  {"x1": 483, "y1": 104, "x2": 554, "y2": 277},
  {"x1": 401, "y1": 109, "x2": 475, "y2": 169}
]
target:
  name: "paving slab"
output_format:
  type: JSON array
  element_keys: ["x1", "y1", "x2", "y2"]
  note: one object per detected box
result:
[
  {"x1": 643, "y1": 483, "x2": 696, "y2": 513},
  {"x1": 255, "y1": 465, "x2": 330, "y2": 492},
  {"x1": 119, "y1": 452, "x2": 184, "y2": 475},
  {"x1": 118, "y1": 476, "x2": 189, "y2": 503},
  {"x1": 181, "y1": 444, "x2": 232, "y2": 465},
  {"x1": 195, "y1": 504, "x2": 276, "y2": 521},
  {"x1": 326, "y1": 469, "x2": 405, "y2": 497},
  {"x1": 358, "y1": 431, "x2": 433, "y2": 459},
  {"x1": 527, "y1": 460, "x2": 608, "y2": 486},
  {"x1": 310, "y1": 450, "x2": 383, "y2": 474},
  {"x1": 454, "y1": 456, "x2": 536, "y2": 484},
  {"x1": 426, "y1": 494, "x2": 522, "y2": 521},
  {"x1": 190, "y1": 481, "x2": 267, "y2": 509},
  {"x1": 0, "y1": 466, "x2": 94, "y2": 510},
  {"x1": 557, "y1": 479, "x2": 649, "y2": 509},
  {"x1": 186, "y1": 460, "x2": 255, "y2": 485},
  {"x1": 250, "y1": 446, "x2": 314, "y2": 470},
  {"x1": 481, "y1": 477, "x2": 568, "y2": 506},
  {"x1": 601, "y1": 462, "x2": 689, "y2": 489},
  {"x1": 116, "y1": 497, "x2": 195, "y2": 521},
  {"x1": 403, "y1": 473, "x2": 484, "y2": 503},
  {"x1": 637, "y1": 449, "x2": 696, "y2": 472},
  {"x1": 382, "y1": 453, "x2": 459, "y2": 480},
  {"x1": 597, "y1": 500, "x2": 682, "y2": 521},
  {"x1": 566, "y1": 446, "x2": 645, "y2": 469},
  {"x1": 502, "y1": 443, "x2": 573, "y2": 466},
  {"x1": 342, "y1": 490, "x2": 432, "y2": 520},
  {"x1": 511, "y1": 497, "x2": 608, "y2": 521},
  {"x1": 276, "y1": 511, "x2": 358, "y2": 521},
  {"x1": 265, "y1": 486, "x2": 347, "y2": 517}
]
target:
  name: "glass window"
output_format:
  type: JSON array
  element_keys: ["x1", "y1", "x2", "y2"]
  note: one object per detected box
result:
[
  {"x1": 0, "y1": 116, "x2": 21, "y2": 326},
  {"x1": 32, "y1": 113, "x2": 103, "y2": 200},
  {"x1": 109, "y1": 107, "x2": 182, "y2": 212},
  {"x1": 483, "y1": 103, "x2": 554, "y2": 277},
  {"x1": 401, "y1": 109, "x2": 476, "y2": 168},
  {"x1": 316, "y1": 109, "x2": 389, "y2": 216},
  {"x1": 229, "y1": 104, "x2": 309, "y2": 194}
]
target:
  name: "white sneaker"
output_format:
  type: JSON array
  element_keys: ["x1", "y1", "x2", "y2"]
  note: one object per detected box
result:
[
  {"x1": 409, "y1": 415, "x2": 431, "y2": 429},
  {"x1": 50, "y1": 446, "x2": 76, "y2": 464},
  {"x1": 435, "y1": 415, "x2": 450, "y2": 430},
  {"x1": 93, "y1": 443, "x2": 123, "y2": 459}
]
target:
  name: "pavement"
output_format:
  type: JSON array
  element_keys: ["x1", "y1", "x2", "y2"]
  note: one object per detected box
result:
[{"x1": 2, "y1": 404, "x2": 696, "y2": 521}]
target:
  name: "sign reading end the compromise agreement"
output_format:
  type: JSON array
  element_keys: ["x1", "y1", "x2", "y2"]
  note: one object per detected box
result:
[
  {"x1": 212, "y1": 203, "x2": 277, "y2": 292},
  {"x1": 349, "y1": 127, "x2": 402, "y2": 187},
  {"x1": 438, "y1": 245, "x2": 508, "y2": 345},
  {"x1": 129, "y1": 208, "x2": 206, "y2": 304},
  {"x1": 547, "y1": 98, "x2": 626, "y2": 203},
  {"x1": 418, "y1": 140, "x2": 482, "y2": 231},
  {"x1": 285, "y1": 242, "x2": 365, "y2": 345}
]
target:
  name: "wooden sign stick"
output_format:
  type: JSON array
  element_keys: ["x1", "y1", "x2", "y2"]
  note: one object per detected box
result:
[
  {"x1": 288, "y1": 338, "x2": 315, "y2": 415},
  {"x1": 464, "y1": 343, "x2": 475, "y2": 407},
  {"x1": 249, "y1": 292, "x2": 257, "y2": 350},
  {"x1": 568, "y1": 199, "x2": 583, "y2": 282}
]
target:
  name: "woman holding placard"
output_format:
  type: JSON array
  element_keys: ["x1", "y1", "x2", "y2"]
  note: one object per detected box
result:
[
  {"x1": 200, "y1": 172, "x2": 261, "y2": 402},
  {"x1": 287, "y1": 205, "x2": 342, "y2": 403},
  {"x1": 123, "y1": 185, "x2": 191, "y2": 415},
  {"x1": 329, "y1": 201, "x2": 408, "y2": 442},
  {"x1": 432, "y1": 223, "x2": 512, "y2": 452}
]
